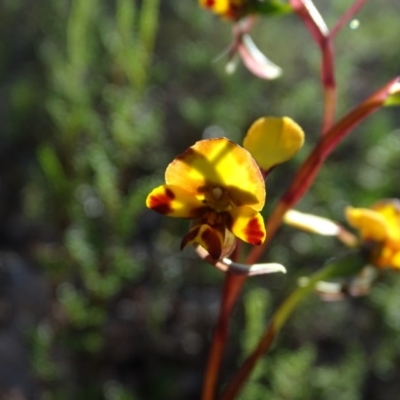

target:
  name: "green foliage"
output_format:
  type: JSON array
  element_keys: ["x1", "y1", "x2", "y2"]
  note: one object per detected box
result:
[
  {"x1": 23, "y1": 0, "x2": 161, "y2": 397},
  {"x1": 253, "y1": 0, "x2": 293, "y2": 16}
]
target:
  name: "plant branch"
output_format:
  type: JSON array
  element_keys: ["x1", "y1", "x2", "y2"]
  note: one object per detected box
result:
[
  {"x1": 201, "y1": 273, "x2": 247, "y2": 400},
  {"x1": 330, "y1": 0, "x2": 367, "y2": 39},
  {"x1": 290, "y1": 0, "x2": 336, "y2": 134}
]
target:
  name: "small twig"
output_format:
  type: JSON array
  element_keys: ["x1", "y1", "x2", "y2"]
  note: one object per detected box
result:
[
  {"x1": 330, "y1": 0, "x2": 367, "y2": 39},
  {"x1": 290, "y1": 0, "x2": 336, "y2": 134},
  {"x1": 201, "y1": 273, "x2": 247, "y2": 400}
]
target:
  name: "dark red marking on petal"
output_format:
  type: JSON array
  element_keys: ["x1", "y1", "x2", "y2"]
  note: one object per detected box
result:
[
  {"x1": 165, "y1": 187, "x2": 175, "y2": 200},
  {"x1": 175, "y1": 147, "x2": 195, "y2": 162},
  {"x1": 197, "y1": 185, "x2": 208, "y2": 194},
  {"x1": 190, "y1": 206, "x2": 209, "y2": 218},
  {"x1": 201, "y1": 227, "x2": 222, "y2": 260},
  {"x1": 205, "y1": 0, "x2": 215, "y2": 8},
  {"x1": 148, "y1": 193, "x2": 173, "y2": 215},
  {"x1": 243, "y1": 217, "x2": 265, "y2": 245},
  {"x1": 181, "y1": 225, "x2": 201, "y2": 250},
  {"x1": 223, "y1": 212, "x2": 234, "y2": 231}
]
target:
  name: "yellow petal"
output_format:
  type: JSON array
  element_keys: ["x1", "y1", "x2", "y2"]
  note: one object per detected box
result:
[
  {"x1": 181, "y1": 223, "x2": 224, "y2": 260},
  {"x1": 146, "y1": 184, "x2": 207, "y2": 218},
  {"x1": 345, "y1": 207, "x2": 389, "y2": 242},
  {"x1": 371, "y1": 200, "x2": 400, "y2": 243},
  {"x1": 376, "y1": 247, "x2": 400, "y2": 269},
  {"x1": 389, "y1": 251, "x2": 400, "y2": 269},
  {"x1": 284, "y1": 209, "x2": 341, "y2": 236},
  {"x1": 165, "y1": 138, "x2": 265, "y2": 211},
  {"x1": 243, "y1": 117, "x2": 304, "y2": 170},
  {"x1": 225, "y1": 207, "x2": 266, "y2": 245},
  {"x1": 199, "y1": 0, "x2": 230, "y2": 15}
]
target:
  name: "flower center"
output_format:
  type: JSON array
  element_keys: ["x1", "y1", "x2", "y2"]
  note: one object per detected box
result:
[{"x1": 204, "y1": 186, "x2": 231, "y2": 212}]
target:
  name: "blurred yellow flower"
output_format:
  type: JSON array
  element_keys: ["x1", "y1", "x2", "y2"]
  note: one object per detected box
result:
[
  {"x1": 199, "y1": 0, "x2": 247, "y2": 20},
  {"x1": 146, "y1": 138, "x2": 266, "y2": 260},
  {"x1": 243, "y1": 117, "x2": 304, "y2": 171},
  {"x1": 346, "y1": 200, "x2": 400, "y2": 269}
]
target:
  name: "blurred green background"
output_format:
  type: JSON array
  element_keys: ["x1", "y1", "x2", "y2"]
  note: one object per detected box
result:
[{"x1": 0, "y1": 0, "x2": 399, "y2": 399}]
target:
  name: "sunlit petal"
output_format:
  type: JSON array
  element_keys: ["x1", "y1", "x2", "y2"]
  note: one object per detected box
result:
[
  {"x1": 199, "y1": 0, "x2": 230, "y2": 15},
  {"x1": 237, "y1": 34, "x2": 282, "y2": 80},
  {"x1": 389, "y1": 252, "x2": 400, "y2": 269},
  {"x1": 371, "y1": 200, "x2": 400, "y2": 243},
  {"x1": 146, "y1": 184, "x2": 207, "y2": 218},
  {"x1": 222, "y1": 258, "x2": 286, "y2": 275},
  {"x1": 284, "y1": 209, "x2": 341, "y2": 236},
  {"x1": 345, "y1": 207, "x2": 388, "y2": 242},
  {"x1": 165, "y1": 138, "x2": 265, "y2": 210},
  {"x1": 226, "y1": 206, "x2": 266, "y2": 245},
  {"x1": 181, "y1": 223, "x2": 225, "y2": 260},
  {"x1": 243, "y1": 117, "x2": 304, "y2": 170},
  {"x1": 346, "y1": 200, "x2": 400, "y2": 270}
]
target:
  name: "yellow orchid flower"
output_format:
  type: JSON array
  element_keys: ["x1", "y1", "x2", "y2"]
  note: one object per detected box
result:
[
  {"x1": 243, "y1": 117, "x2": 304, "y2": 171},
  {"x1": 146, "y1": 138, "x2": 266, "y2": 260},
  {"x1": 346, "y1": 200, "x2": 400, "y2": 269},
  {"x1": 199, "y1": 0, "x2": 248, "y2": 20}
]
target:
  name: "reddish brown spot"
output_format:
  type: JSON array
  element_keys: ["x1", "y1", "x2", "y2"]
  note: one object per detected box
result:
[
  {"x1": 224, "y1": 212, "x2": 234, "y2": 230},
  {"x1": 148, "y1": 193, "x2": 173, "y2": 215},
  {"x1": 243, "y1": 218, "x2": 265, "y2": 245},
  {"x1": 181, "y1": 225, "x2": 201, "y2": 250},
  {"x1": 205, "y1": 0, "x2": 215, "y2": 7},
  {"x1": 198, "y1": 186, "x2": 206, "y2": 193},
  {"x1": 175, "y1": 147, "x2": 195, "y2": 161},
  {"x1": 201, "y1": 227, "x2": 222, "y2": 260},
  {"x1": 165, "y1": 187, "x2": 175, "y2": 200},
  {"x1": 190, "y1": 206, "x2": 209, "y2": 218}
]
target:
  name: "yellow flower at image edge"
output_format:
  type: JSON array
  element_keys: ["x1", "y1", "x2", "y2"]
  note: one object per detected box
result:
[
  {"x1": 146, "y1": 138, "x2": 266, "y2": 260},
  {"x1": 346, "y1": 200, "x2": 400, "y2": 269},
  {"x1": 199, "y1": 0, "x2": 247, "y2": 19}
]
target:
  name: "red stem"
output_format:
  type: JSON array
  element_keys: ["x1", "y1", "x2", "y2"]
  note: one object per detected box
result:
[
  {"x1": 201, "y1": 273, "x2": 247, "y2": 400},
  {"x1": 330, "y1": 0, "x2": 367, "y2": 38},
  {"x1": 290, "y1": 0, "x2": 336, "y2": 134}
]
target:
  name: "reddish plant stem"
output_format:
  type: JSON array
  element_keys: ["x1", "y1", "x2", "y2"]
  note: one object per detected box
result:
[
  {"x1": 221, "y1": 325, "x2": 275, "y2": 400},
  {"x1": 290, "y1": 0, "x2": 336, "y2": 134},
  {"x1": 330, "y1": 0, "x2": 367, "y2": 38},
  {"x1": 220, "y1": 263, "x2": 340, "y2": 400},
  {"x1": 320, "y1": 40, "x2": 336, "y2": 134},
  {"x1": 201, "y1": 273, "x2": 247, "y2": 400}
]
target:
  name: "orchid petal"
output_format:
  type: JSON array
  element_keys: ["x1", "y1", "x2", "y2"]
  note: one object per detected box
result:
[
  {"x1": 226, "y1": 206, "x2": 266, "y2": 245},
  {"x1": 222, "y1": 258, "x2": 286, "y2": 276},
  {"x1": 237, "y1": 34, "x2": 282, "y2": 80},
  {"x1": 243, "y1": 117, "x2": 304, "y2": 171},
  {"x1": 345, "y1": 207, "x2": 389, "y2": 242},
  {"x1": 146, "y1": 184, "x2": 207, "y2": 218},
  {"x1": 181, "y1": 223, "x2": 225, "y2": 260},
  {"x1": 284, "y1": 209, "x2": 341, "y2": 236},
  {"x1": 199, "y1": 0, "x2": 230, "y2": 15},
  {"x1": 346, "y1": 200, "x2": 400, "y2": 270},
  {"x1": 371, "y1": 200, "x2": 400, "y2": 243},
  {"x1": 165, "y1": 138, "x2": 265, "y2": 211}
]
